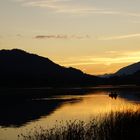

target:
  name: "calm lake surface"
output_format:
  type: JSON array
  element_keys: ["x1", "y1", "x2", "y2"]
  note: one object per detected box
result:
[{"x1": 1, "y1": 87, "x2": 140, "y2": 140}]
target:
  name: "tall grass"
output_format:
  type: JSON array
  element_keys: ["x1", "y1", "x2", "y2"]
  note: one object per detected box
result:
[{"x1": 19, "y1": 110, "x2": 140, "y2": 140}]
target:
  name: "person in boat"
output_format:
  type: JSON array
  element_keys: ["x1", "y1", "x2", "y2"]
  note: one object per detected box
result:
[{"x1": 109, "y1": 91, "x2": 118, "y2": 99}]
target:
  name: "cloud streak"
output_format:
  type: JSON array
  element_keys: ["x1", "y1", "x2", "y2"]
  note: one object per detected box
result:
[
  {"x1": 99, "y1": 33, "x2": 140, "y2": 41},
  {"x1": 14, "y1": 0, "x2": 140, "y2": 17},
  {"x1": 58, "y1": 51, "x2": 140, "y2": 67},
  {"x1": 35, "y1": 34, "x2": 90, "y2": 39},
  {"x1": 35, "y1": 35, "x2": 68, "y2": 39}
]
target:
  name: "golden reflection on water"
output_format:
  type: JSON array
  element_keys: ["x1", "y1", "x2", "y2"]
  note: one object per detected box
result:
[
  {"x1": 0, "y1": 91, "x2": 140, "y2": 140},
  {"x1": 31, "y1": 91, "x2": 140, "y2": 130},
  {"x1": 47, "y1": 92, "x2": 140, "y2": 121}
]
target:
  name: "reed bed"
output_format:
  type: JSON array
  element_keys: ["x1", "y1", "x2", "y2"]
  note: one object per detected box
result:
[{"x1": 19, "y1": 109, "x2": 140, "y2": 140}]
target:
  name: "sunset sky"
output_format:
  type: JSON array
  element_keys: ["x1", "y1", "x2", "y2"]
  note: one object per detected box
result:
[{"x1": 1, "y1": 0, "x2": 140, "y2": 75}]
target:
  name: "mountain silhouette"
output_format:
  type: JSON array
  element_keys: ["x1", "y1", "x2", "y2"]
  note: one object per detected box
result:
[
  {"x1": 108, "y1": 70, "x2": 140, "y2": 85},
  {"x1": 0, "y1": 49, "x2": 100, "y2": 87},
  {"x1": 96, "y1": 61, "x2": 140, "y2": 85},
  {"x1": 1, "y1": 49, "x2": 140, "y2": 87},
  {"x1": 114, "y1": 61, "x2": 140, "y2": 76}
]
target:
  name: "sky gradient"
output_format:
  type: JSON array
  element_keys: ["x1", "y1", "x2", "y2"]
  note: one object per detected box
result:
[{"x1": 1, "y1": 0, "x2": 140, "y2": 74}]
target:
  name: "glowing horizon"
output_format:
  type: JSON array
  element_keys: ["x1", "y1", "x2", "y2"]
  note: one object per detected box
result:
[{"x1": 1, "y1": 0, "x2": 140, "y2": 74}]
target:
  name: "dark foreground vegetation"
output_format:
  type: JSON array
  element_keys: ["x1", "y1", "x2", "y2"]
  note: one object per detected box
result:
[{"x1": 19, "y1": 110, "x2": 140, "y2": 140}]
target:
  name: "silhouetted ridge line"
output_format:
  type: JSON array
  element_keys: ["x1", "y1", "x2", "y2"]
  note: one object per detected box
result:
[
  {"x1": 104, "y1": 61, "x2": 140, "y2": 85},
  {"x1": 114, "y1": 61, "x2": 140, "y2": 76},
  {"x1": 0, "y1": 49, "x2": 100, "y2": 87}
]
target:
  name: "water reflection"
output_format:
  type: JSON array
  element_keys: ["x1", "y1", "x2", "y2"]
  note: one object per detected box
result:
[
  {"x1": 0, "y1": 88, "x2": 140, "y2": 140},
  {"x1": 0, "y1": 98, "x2": 82, "y2": 127},
  {"x1": 0, "y1": 88, "x2": 89, "y2": 127},
  {"x1": 0, "y1": 89, "x2": 140, "y2": 127}
]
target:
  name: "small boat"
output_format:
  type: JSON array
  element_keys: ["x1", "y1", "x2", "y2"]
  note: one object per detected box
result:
[{"x1": 109, "y1": 92, "x2": 118, "y2": 99}]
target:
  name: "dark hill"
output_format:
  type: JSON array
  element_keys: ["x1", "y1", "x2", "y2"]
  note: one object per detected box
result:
[
  {"x1": 108, "y1": 70, "x2": 140, "y2": 85},
  {"x1": 114, "y1": 61, "x2": 140, "y2": 76},
  {"x1": 0, "y1": 49, "x2": 100, "y2": 87}
]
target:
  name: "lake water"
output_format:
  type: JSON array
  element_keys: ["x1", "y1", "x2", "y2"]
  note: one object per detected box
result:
[{"x1": 0, "y1": 87, "x2": 140, "y2": 140}]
